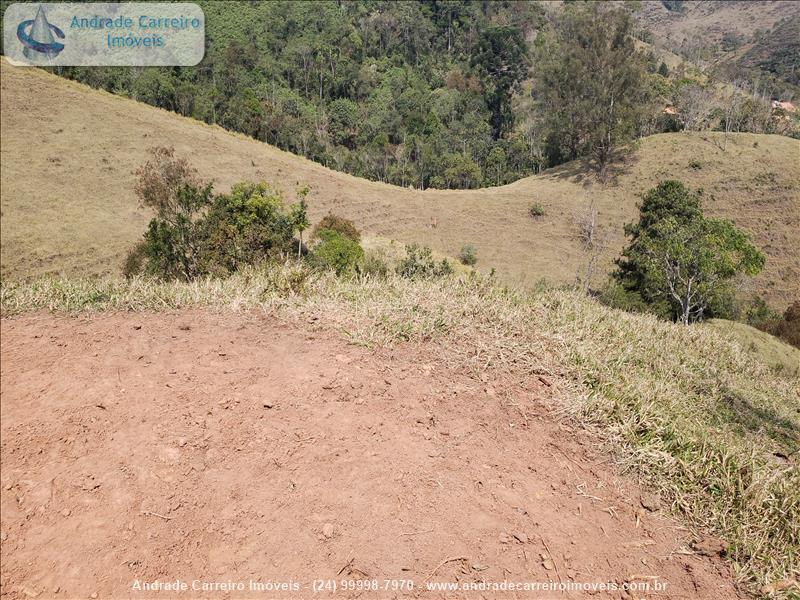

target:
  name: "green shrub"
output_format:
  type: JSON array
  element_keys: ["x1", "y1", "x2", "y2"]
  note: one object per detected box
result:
[
  {"x1": 358, "y1": 249, "x2": 391, "y2": 279},
  {"x1": 123, "y1": 241, "x2": 148, "y2": 280},
  {"x1": 310, "y1": 229, "x2": 364, "y2": 275},
  {"x1": 458, "y1": 244, "x2": 478, "y2": 266},
  {"x1": 396, "y1": 244, "x2": 453, "y2": 279},
  {"x1": 312, "y1": 213, "x2": 361, "y2": 242},
  {"x1": 138, "y1": 183, "x2": 215, "y2": 280},
  {"x1": 689, "y1": 159, "x2": 702, "y2": 170},
  {"x1": 126, "y1": 147, "x2": 215, "y2": 279},
  {"x1": 198, "y1": 182, "x2": 295, "y2": 276},
  {"x1": 529, "y1": 202, "x2": 545, "y2": 218},
  {"x1": 127, "y1": 148, "x2": 303, "y2": 280}
]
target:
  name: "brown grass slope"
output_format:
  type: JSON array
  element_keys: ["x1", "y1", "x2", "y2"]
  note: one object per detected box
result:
[
  {"x1": 637, "y1": 0, "x2": 800, "y2": 55},
  {"x1": 1, "y1": 60, "x2": 798, "y2": 307}
]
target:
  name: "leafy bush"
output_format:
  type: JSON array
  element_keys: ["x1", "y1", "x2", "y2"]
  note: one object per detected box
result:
[
  {"x1": 127, "y1": 147, "x2": 215, "y2": 279},
  {"x1": 358, "y1": 249, "x2": 391, "y2": 279},
  {"x1": 688, "y1": 159, "x2": 702, "y2": 170},
  {"x1": 127, "y1": 148, "x2": 305, "y2": 280},
  {"x1": 396, "y1": 244, "x2": 453, "y2": 279},
  {"x1": 309, "y1": 229, "x2": 364, "y2": 275},
  {"x1": 458, "y1": 244, "x2": 478, "y2": 266},
  {"x1": 139, "y1": 183, "x2": 216, "y2": 280},
  {"x1": 529, "y1": 202, "x2": 545, "y2": 218},
  {"x1": 197, "y1": 182, "x2": 296, "y2": 276},
  {"x1": 312, "y1": 213, "x2": 361, "y2": 242}
]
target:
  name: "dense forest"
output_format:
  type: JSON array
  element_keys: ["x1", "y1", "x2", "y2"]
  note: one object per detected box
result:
[
  {"x1": 8, "y1": 0, "x2": 796, "y2": 189},
  {"x1": 57, "y1": 1, "x2": 551, "y2": 188}
]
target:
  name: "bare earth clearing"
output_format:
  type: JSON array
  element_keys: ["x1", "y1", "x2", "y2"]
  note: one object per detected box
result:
[{"x1": 0, "y1": 311, "x2": 741, "y2": 599}]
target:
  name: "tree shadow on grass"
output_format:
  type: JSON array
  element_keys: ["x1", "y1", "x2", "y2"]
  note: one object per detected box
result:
[
  {"x1": 715, "y1": 387, "x2": 800, "y2": 456},
  {"x1": 541, "y1": 149, "x2": 636, "y2": 188}
]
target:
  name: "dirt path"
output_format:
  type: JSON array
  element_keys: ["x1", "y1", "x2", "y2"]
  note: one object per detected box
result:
[{"x1": 0, "y1": 311, "x2": 741, "y2": 599}]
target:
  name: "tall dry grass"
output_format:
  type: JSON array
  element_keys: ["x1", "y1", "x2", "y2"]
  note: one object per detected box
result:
[{"x1": 2, "y1": 265, "x2": 798, "y2": 597}]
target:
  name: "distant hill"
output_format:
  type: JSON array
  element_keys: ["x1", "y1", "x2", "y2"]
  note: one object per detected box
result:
[
  {"x1": 739, "y1": 16, "x2": 800, "y2": 88},
  {"x1": 637, "y1": 0, "x2": 800, "y2": 95},
  {"x1": 2, "y1": 60, "x2": 798, "y2": 309}
]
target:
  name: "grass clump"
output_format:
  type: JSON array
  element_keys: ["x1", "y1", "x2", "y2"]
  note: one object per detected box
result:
[
  {"x1": 529, "y1": 202, "x2": 546, "y2": 218},
  {"x1": 395, "y1": 244, "x2": 453, "y2": 279},
  {"x1": 458, "y1": 244, "x2": 478, "y2": 266}
]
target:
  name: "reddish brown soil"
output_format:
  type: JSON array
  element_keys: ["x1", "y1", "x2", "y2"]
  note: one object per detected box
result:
[{"x1": 1, "y1": 311, "x2": 741, "y2": 599}]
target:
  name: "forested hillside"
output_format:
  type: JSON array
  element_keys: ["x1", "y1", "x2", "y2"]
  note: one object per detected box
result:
[
  {"x1": 4, "y1": 0, "x2": 795, "y2": 189},
  {"x1": 49, "y1": 1, "x2": 548, "y2": 189}
]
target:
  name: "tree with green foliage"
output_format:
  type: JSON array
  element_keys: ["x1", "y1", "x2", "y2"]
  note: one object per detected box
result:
[
  {"x1": 310, "y1": 229, "x2": 364, "y2": 275},
  {"x1": 198, "y1": 182, "x2": 295, "y2": 276},
  {"x1": 536, "y1": 3, "x2": 649, "y2": 176},
  {"x1": 137, "y1": 184, "x2": 214, "y2": 280},
  {"x1": 470, "y1": 26, "x2": 528, "y2": 140},
  {"x1": 444, "y1": 153, "x2": 483, "y2": 189},
  {"x1": 485, "y1": 146, "x2": 507, "y2": 186},
  {"x1": 131, "y1": 147, "x2": 213, "y2": 280},
  {"x1": 615, "y1": 181, "x2": 765, "y2": 324}
]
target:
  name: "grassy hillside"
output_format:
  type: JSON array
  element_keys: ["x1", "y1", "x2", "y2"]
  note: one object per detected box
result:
[
  {"x1": 636, "y1": 0, "x2": 800, "y2": 93},
  {"x1": 1, "y1": 60, "x2": 798, "y2": 308},
  {"x1": 638, "y1": 0, "x2": 799, "y2": 48},
  {"x1": 705, "y1": 318, "x2": 800, "y2": 376}
]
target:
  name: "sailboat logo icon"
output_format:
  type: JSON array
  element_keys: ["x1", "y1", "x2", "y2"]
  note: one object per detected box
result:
[{"x1": 17, "y1": 4, "x2": 65, "y2": 60}]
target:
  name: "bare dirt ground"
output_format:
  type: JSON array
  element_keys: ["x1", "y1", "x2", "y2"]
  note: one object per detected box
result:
[{"x1": 1, "y1": 311, "x2": 741, "y2": 599}]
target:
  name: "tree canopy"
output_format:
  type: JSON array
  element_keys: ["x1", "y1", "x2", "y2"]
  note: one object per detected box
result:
[
  {"x1": 615, "y1": 181, "x2": 765, "y2": 324},
  {"x1": 536, "y1": 2, "x2": 650, "y2": 176},
  {"x1": 55, "y1": 1, "x2": 547, "y2": 190}
]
